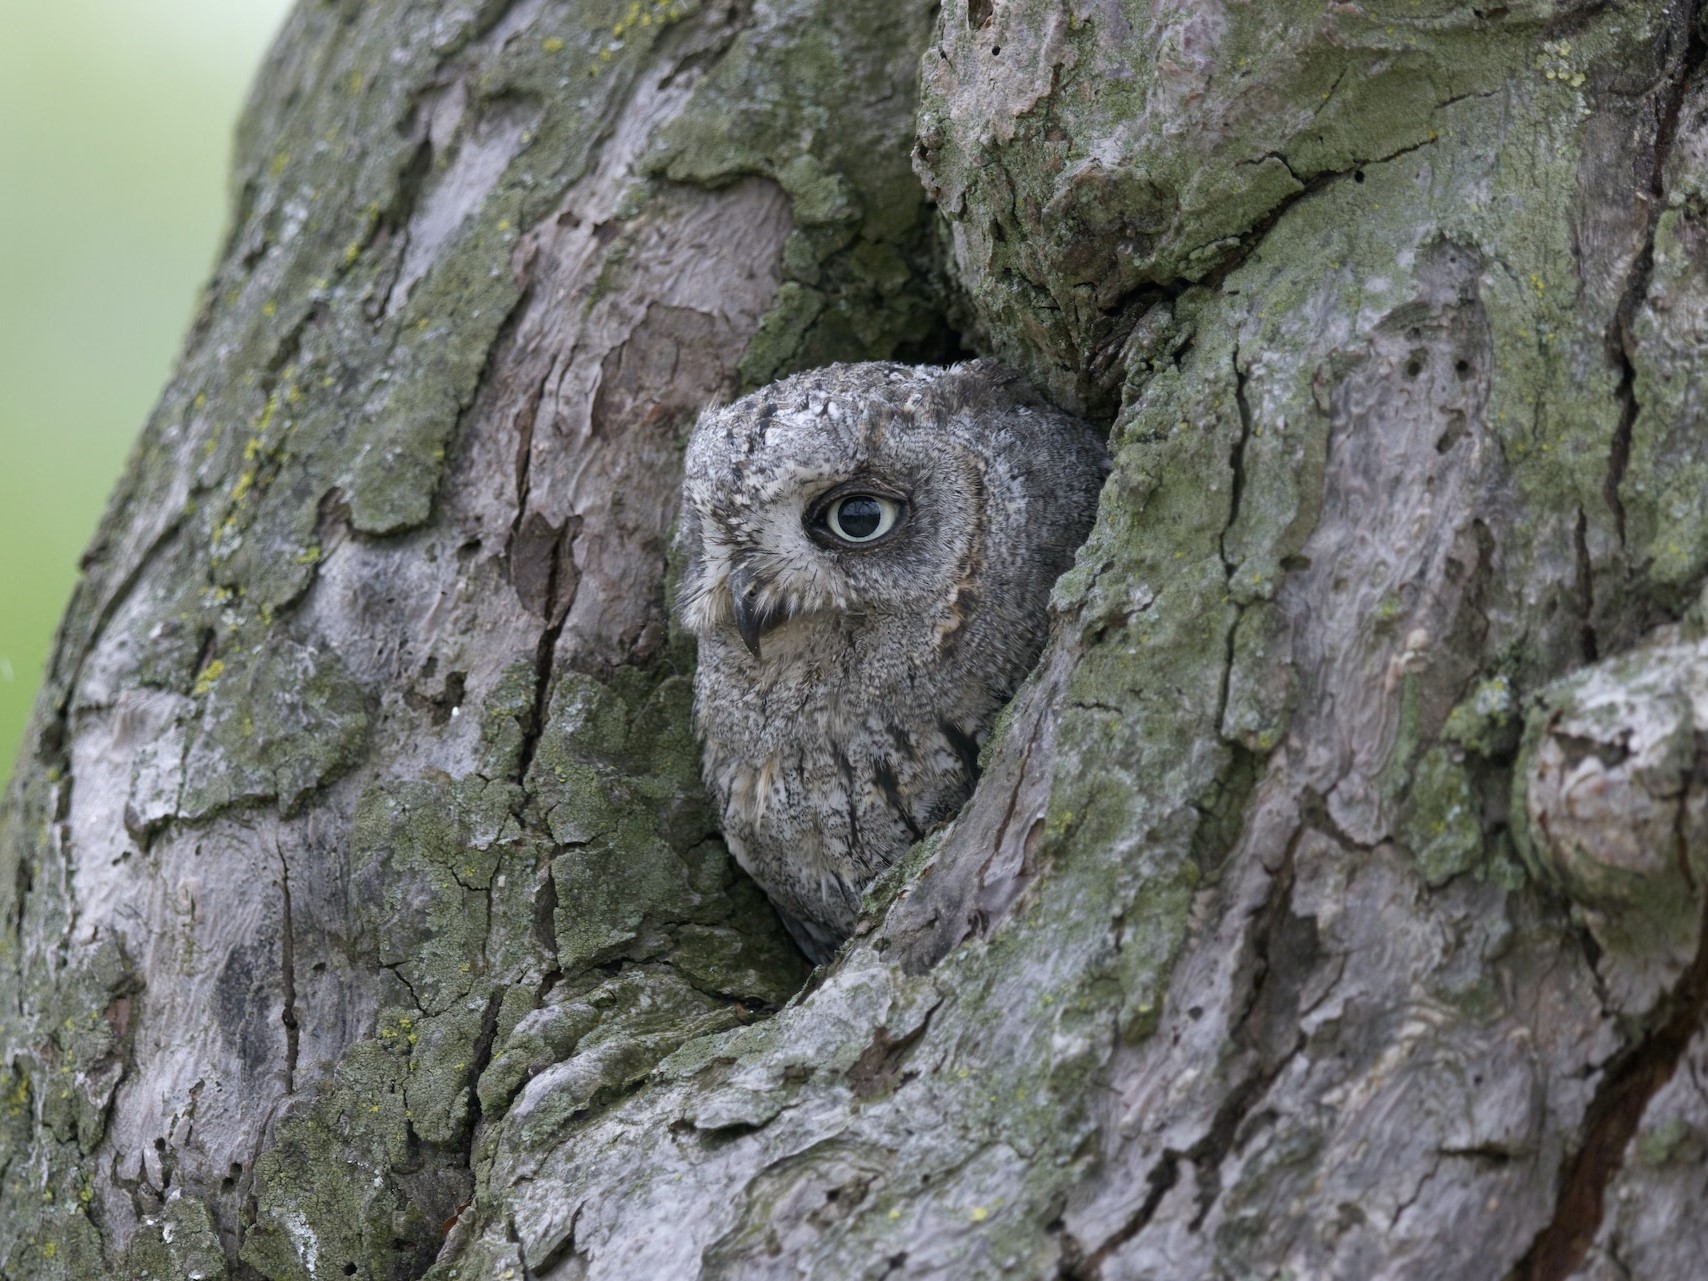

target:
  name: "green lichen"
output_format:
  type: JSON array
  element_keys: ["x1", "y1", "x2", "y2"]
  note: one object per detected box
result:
[
  {"x1": 1622, "y1": 203, "x2": 1708, "y2": 606},
  {"x1": 476, "y1": 660, "x2": 540, "y2": 781},
  {"x1": 18, "y1": 933, "x2": 139, "y2": 1158},
  {"x1": 1481, "y1": 832, "x2": 1528, "y2": 894},
  {"x1": 738, "y1": 283, "x2": 829, "y2": 388},
  {"x1": 190, "y1": 658, "x2": 226, "y2": 697},
  {"x1": 0, "y1": 1132, "x2": 108, "y2": 1281},
  {"x1": 349, "y1": 777, "x2": 515, "y2": 1018},
  {"x1": 406, "y1": 1003, "x2": 492, "y2": 1146},
  {"x1": 1029, "y1": 311, "x2": 1246, "y2": 1072},
  {"x1": 527, "y1": 670, "x2": 805, "y2": 998},
  {"x1": 1634, "y1": 1116, "x2": 1698, "y2": 1168},
  {"x1": 123, "y1": 1195, "x2": 225, "y2": 1281},
  {"x1": 1221, "y1": 601, "x2": 1298, "y2": 754},
  {"x1": 179, "y1": 639, "x2": 370, "y2": 820},
  {"x1": 241, "y1": 1034, "x2": 461, "y2": 1281},
  {"x1": 1442, "y1": 675, "x2": 1520, "y2": 758},
  {"x1": 1400, "y1": 746, "x2": 1484, "y2": 888}
]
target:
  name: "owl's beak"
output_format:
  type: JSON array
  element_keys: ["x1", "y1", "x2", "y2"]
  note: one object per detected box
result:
[{"x1": 729, "y1": 566, "x2": 792, "y2": 659}]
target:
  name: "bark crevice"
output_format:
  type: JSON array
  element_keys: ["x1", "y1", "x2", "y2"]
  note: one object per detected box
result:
[
  {"x1": 277, "y1": 848, "x2": 300, "y2": 1096},
  {"x1": 1604, "y1": 1, "x2": 1705, "y2": 553},
  {"x1": 1509, "y1": 885, "x2": 1708, "y2": 1281}
]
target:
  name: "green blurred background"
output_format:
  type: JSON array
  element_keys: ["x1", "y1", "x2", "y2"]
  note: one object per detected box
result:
[{"x1": 0, "y1": 0, "x2": 293, "y2": 787}]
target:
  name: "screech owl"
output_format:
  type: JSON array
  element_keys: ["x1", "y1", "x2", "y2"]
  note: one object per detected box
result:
[{"x1": 677, "y1": 360, "x2": 1108, "y2": 963}]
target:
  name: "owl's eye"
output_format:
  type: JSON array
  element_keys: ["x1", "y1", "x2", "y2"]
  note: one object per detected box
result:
[{"x1": 823, "y1": 494, "x2": 902, "y2": 544}]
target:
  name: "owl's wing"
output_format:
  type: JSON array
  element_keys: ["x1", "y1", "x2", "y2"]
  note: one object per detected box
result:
[{"x1": 772, "y1": 905, "x2": 841, "y2": 967}]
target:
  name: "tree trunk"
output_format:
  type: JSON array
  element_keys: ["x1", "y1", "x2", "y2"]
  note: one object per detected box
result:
[{"x1": 6, "y1": 0, "x2": 1708, "y2": 1277}]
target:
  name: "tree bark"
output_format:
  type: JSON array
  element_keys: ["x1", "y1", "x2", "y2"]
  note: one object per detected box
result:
[{"x1": 6, "y1": 0, "x2": 1708, "y2": 1278}]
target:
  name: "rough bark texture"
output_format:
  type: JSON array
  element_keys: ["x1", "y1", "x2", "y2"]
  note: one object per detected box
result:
[{"x1": 6, "y1": 0, "x2": 1708, "y2": 1278}]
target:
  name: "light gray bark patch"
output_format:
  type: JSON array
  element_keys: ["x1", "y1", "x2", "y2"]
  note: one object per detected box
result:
[
  {"x1": 122, "y1": 690, "x2": 195, "y2": 842},
  {"x1": 179, "y1": 639, "x2": 371, "y2": 821},
  {"x1": 1515, "y1": 627, "x2": 1708, "y2": 1020},
  {"x1": 1278, "y1": 236, "x2": 1499, "y2": 849},
  {"x1": 388, "y1": 87, "x2": 542, "y2": 317},
  {"x1": 481, "y1": 176, "x2": 794, "y2": 679},
  {"x1": 698, "y1": 1138, "x2": 899, "y2": 1271}
]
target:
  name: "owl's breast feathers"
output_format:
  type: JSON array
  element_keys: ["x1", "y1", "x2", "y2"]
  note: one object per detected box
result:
[{"x1": 701, "y1": 709, "x2": 981, "y2": 962}]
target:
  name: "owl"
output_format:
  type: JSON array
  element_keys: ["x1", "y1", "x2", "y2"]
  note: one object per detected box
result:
[{"x1": 677, "y1": 360, "x2": 1108, "y2": 963}]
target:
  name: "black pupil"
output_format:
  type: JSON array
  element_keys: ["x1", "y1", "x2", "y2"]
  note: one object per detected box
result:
[{"x1": 837, "y1": 497, "x2": 883, "y2": 539}]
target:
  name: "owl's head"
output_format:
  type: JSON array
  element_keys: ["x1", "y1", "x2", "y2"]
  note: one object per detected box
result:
[{"x1": 676, "y1": 360, "x2": 1096, "y2": 663}]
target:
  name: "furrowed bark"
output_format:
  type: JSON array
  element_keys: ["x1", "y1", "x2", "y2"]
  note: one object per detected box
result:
[{"x1": 6, "y1": 1, "x2": 1708, "y2": 1279}]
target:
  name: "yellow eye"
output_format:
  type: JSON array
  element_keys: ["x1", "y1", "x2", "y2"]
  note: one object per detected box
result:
[{"x1": 826, "y1": 495, "x2": 901, "y2": 543}]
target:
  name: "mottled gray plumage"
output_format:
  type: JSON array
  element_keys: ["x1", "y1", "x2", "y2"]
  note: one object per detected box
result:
[{"x1": 678, "y1": 360, "x2": 1107, "y2": 962}]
